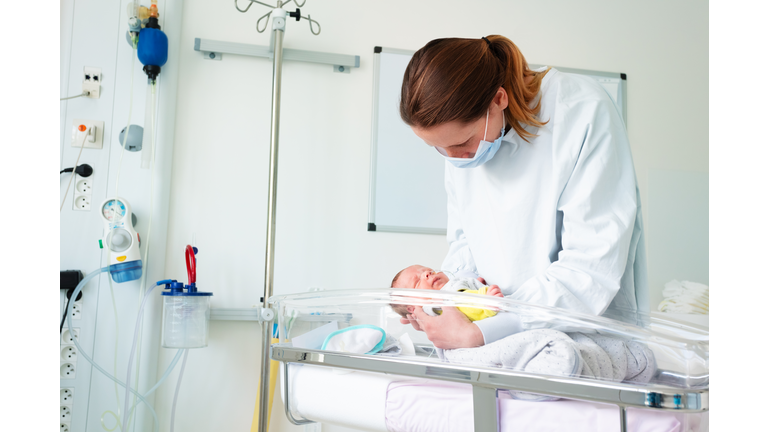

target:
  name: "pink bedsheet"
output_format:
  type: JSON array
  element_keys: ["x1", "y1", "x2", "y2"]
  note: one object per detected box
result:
[{"x1": 385, "y1": 380, "x2": 707, "y2": 432}]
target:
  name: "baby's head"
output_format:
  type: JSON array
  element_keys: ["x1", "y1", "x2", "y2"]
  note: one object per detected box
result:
[{"x1": 390, "y1": 265, "x2": 450, "y2": 318}]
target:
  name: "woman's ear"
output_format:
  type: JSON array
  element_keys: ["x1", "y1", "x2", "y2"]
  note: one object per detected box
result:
[
  {"x1": 493, "y1": 87, "x2": 509, "y2": 110},
  {"x1": 407, "y1": 305, "x2": 415, "y2": 313}
]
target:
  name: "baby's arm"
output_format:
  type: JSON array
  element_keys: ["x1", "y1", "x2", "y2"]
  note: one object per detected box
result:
[
  {"x1": 485, "y1": 285, "x2": 503, "y2": 298},
  {"x1": 474, "y1": 277, "x2": 503, "y2": 298}
]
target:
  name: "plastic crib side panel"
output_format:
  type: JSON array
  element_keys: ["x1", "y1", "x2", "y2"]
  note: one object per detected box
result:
[{"x1": 270, "y1": 288, "x2": 708, "y2": 390}]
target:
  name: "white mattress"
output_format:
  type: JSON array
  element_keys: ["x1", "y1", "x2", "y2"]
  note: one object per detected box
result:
[{"x1": 284, "y1": 363, "x2": 708, "y2": 432}]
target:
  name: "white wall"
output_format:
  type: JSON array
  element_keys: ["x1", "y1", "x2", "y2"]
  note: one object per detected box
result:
[
  {"x1": 59, "y1": 0, "x2": 184, "y2": 430},
  {"x1": 157, "y1": 1, "x2": 707, "y2": 431}
]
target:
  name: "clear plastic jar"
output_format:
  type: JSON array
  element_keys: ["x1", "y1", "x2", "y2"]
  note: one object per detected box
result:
[{"x1": 162, "y1": 295, "x2": 211, "y2": 348}]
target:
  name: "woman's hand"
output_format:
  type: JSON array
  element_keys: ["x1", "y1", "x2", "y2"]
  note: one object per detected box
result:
[
  {"x1": 407, "y1": 306, "x2": 485, "y2": 349},
  {"x1": 399, "y1": 315, "x2": 424, "y2": 331}
]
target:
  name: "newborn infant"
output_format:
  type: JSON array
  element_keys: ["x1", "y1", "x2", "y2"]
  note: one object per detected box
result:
[{"x1": 390, "y1": 265, "x2": 503, "y2": 321}]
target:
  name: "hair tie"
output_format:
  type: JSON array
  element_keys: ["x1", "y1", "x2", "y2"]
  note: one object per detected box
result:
[{"x1": 481, "y1": 36, "x2": 491, "y2": 46}]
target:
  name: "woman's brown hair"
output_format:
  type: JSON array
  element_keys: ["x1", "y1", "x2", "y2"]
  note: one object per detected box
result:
[{"x1": 400, "y1": 35, "x2": 549, "y2": 142}]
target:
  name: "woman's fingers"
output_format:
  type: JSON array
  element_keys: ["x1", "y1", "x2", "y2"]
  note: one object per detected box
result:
[
  {"x1": 410, "y1": 306, "x2": 432, "y2": 324},
  {"x1": 412, "y1": 306, "x2": 484, "y2": 349},
  {"x1": 403, "y1": 313, "x2": 424, "y2": 331}
]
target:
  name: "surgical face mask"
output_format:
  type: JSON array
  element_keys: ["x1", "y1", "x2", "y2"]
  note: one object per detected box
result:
[{"x1": 436, "y1": 109, "x2": 505, "y2": 169}]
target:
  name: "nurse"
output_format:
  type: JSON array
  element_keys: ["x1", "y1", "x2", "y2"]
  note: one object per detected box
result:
[{"x1": 399, "y1": 36, "x2": 648, "y2": 349}]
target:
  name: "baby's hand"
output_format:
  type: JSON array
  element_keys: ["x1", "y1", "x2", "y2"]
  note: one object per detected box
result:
[{"x1": 486, "y1": 285, "x2": 503, "y2": 298}]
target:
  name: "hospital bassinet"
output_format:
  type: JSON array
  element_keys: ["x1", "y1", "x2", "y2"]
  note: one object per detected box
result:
[{"x1": 269, "y1": 289, "x2": 709, "y2": 432}]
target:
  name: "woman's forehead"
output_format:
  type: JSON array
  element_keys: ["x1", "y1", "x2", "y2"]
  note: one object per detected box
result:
[{"x1": 413, "y1": 120, "x2": 480, "y2": 147}]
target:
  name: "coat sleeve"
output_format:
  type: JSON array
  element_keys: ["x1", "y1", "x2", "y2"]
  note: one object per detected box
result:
[
  {"x1": 441, "y1": 163, "x2": 479, "y2": 279},
  {"x1": 509, "y1": 98, "x2": 638, "y2": 329}
]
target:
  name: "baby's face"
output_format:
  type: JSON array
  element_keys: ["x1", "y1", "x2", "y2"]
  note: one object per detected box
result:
[{"x1": 395, "y1": 265, "x2": 449, "y2": 290}]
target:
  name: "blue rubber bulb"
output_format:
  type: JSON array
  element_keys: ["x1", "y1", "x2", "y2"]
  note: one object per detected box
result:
[{"x1": 138, "y1": 27, "x2": 168, "y2": 68}]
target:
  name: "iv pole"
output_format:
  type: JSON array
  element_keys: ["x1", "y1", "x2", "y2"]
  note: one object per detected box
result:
[
  {"x1": 258, "y1": 6, "x2": 285, "y2": 432},
  {"x1": 227, "y1": 1, "x2": 355, "y2": 430}
]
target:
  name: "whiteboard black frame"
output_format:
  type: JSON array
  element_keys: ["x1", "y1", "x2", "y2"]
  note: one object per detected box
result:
[
  {"x1": 368, "y1": 47, "x2": 449, "y2": 235},
  {"x1": 530, "y1": 64, "x2": 629, "y2": 126},
  {"x1": 367, "y1": 47, "x2": 628, "y2": 235}
]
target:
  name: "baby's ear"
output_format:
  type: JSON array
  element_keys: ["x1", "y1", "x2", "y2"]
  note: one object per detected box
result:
[{"x1": 406, "y1": 306, "x2": 415, "y2": 313}]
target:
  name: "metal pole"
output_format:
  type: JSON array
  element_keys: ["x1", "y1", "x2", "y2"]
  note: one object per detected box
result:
[
  {"x1": 472, "y1": 385, "x2": 499, "y2": 432},
  {"x1": 258, "y1": 9, "x2": 285, "y2": 432},
  {"x1": 619, "y1": 405, "x2": 627, "y2": 432}
]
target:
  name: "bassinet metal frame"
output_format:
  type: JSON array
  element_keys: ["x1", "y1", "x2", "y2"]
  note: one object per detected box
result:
[{"x1": 271, "y1": 344, "x2": 708, "y2": 432}]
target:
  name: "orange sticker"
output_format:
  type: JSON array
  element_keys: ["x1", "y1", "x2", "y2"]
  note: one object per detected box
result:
[{"x1": 116, "y1": 256, "x2": 127, "y2": 262}]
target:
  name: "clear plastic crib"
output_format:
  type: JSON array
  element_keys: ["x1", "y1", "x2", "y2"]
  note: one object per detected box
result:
[{"x1": 269, "y1": 288, "x2": 709, "y2": 432}]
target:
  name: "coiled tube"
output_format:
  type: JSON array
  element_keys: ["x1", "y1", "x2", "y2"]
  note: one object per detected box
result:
[{"x1": 65, "y1": 267, "x2": 160, "y2": 432}]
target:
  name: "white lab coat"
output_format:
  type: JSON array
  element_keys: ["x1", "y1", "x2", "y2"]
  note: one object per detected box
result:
[{"x1": 441, "y1": 68, "x2": 649, "y2": 344}]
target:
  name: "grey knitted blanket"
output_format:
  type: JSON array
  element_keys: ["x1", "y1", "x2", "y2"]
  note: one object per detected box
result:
[{"x1": 439, "y1": 329, "x2": 656, "y2": 400}]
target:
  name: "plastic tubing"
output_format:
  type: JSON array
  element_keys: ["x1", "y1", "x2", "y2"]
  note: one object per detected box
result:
[
  {"x1": 124, "y1": 79, "x2": 159, "y2": 430},
  {"x1": 185, "y1": 245, "x2": 196, "y2": 284},
  {"x1": 121, "y1": 282, "x2": 159, "y2": 432},
  {"x1": 124, "y1": 349, "x2": 183, "y2": 419},
  {"x1": 170, "y1": 349, "x2": 189, "y2": 432},
  {"x1": 66, "y1": 268, "x2": 160, "y2": 432},
  {"x1": 140, "y1": 81, "x2": 154, "y2": 169},
  {"x1": 101, "y1": 348, "x2": 184, "y2": 431},
  {"x1": 102, "y1": 39, "x2": 138, "y2": 430}
]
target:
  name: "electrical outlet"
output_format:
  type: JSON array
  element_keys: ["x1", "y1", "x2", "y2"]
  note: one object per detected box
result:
[
  {"x1": 73, "y1": 195, "x2": 91, "y2": 211},
  {"x1": 73, "y1": 174, "x2": 93, "y2": 211},
  {"x1": 61, "y1": 423, "x2": 70, "y2": 432},
  {"x1": 61, "y1": 345, "x2": 77, "y2": 362},
  {"x1": 83, "y1": 67, "x2": 102, "y2": 99},
  {"x1": 61, "y1": 363, "x2": 76, "y2": 379},
  {"x1": 71, "y1": 119, "x2": 104, "y2": 149},
  {"x1": 62, "y1": 328, "x2": 79, "y2": 344},
  {"x1": 60, "y1": 405, "x2": 71, "y2": 422},
  {"x1": 60, "y1": 388, "x2": 74, "y2": 405},
  {"x1": 70, "y1": 297, "x2": 83, "y2": 320},
  {"x1": 75, "y1": 177, "x2": 92, "y2": 194}
]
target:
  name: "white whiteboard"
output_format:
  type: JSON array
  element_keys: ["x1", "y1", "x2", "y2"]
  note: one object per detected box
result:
[{"x1": 367, "y1": 47, "x2": 628, "y2": 235}]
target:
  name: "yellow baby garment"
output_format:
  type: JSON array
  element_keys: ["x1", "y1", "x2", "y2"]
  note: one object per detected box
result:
[{"x1": 455, "y1": 286, "x2": 497, "y2": 321}]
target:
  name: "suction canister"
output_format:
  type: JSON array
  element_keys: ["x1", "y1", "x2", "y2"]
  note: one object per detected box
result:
[{"x1": 160, "y1": 246, "x2": 213, "y2": 348}]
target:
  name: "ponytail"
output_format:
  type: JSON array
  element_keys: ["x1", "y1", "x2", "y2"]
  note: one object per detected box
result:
[
  {"x1": 400, "y1": 35, "x2": 548, "y2": 142},
  {"x1": 486, "y1": 35, "x2": 549, "y2": 141}
]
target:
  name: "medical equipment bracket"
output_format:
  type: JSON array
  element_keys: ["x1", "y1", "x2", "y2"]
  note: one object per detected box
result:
[
  {"x1": 193, "y1": 38, "x2": 360, "y2": 73},
  {"x1": 272, "y1": 345, "x2": 709, "y2": 432},
  {"x1": 209, "y1": 307, "x2": 352, "y2": 323}
]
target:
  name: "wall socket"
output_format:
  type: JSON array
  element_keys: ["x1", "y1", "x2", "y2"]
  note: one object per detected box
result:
[
  {"x1": 60, "y1": 388, "x2": 74, "y2": 405},
  {"x1": 60, "y1": 363, "x2": 76, "y2": 379},
  {"x1": 72, "y1": 174, "x2": 93, "y2": 212},
  {"x1": 61, "y1": 345, "x2": 77, "y2": 362},
  {"x1": 69, "y1": 300, "x2": 82, "y2": 320},
  {"x1": 60, "y1": 360, "x2": 76, "y2": 430},
  {"x1": 62, "y1": 328, "x2": 79, "y2": 344},
  {"x1": 71, "y1": 119, "x2": 104, "y2": 149},
  {"x1": 60, "y1": 388, "x2": 74, "y2": 431},
  {"x1": 60, "y1": 405, "x2": 72, "y2": 422}
]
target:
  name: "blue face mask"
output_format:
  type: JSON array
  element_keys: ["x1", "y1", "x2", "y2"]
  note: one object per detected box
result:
[{"x1": 436, "y1": 109, "x2": 505, "y2": 169}]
